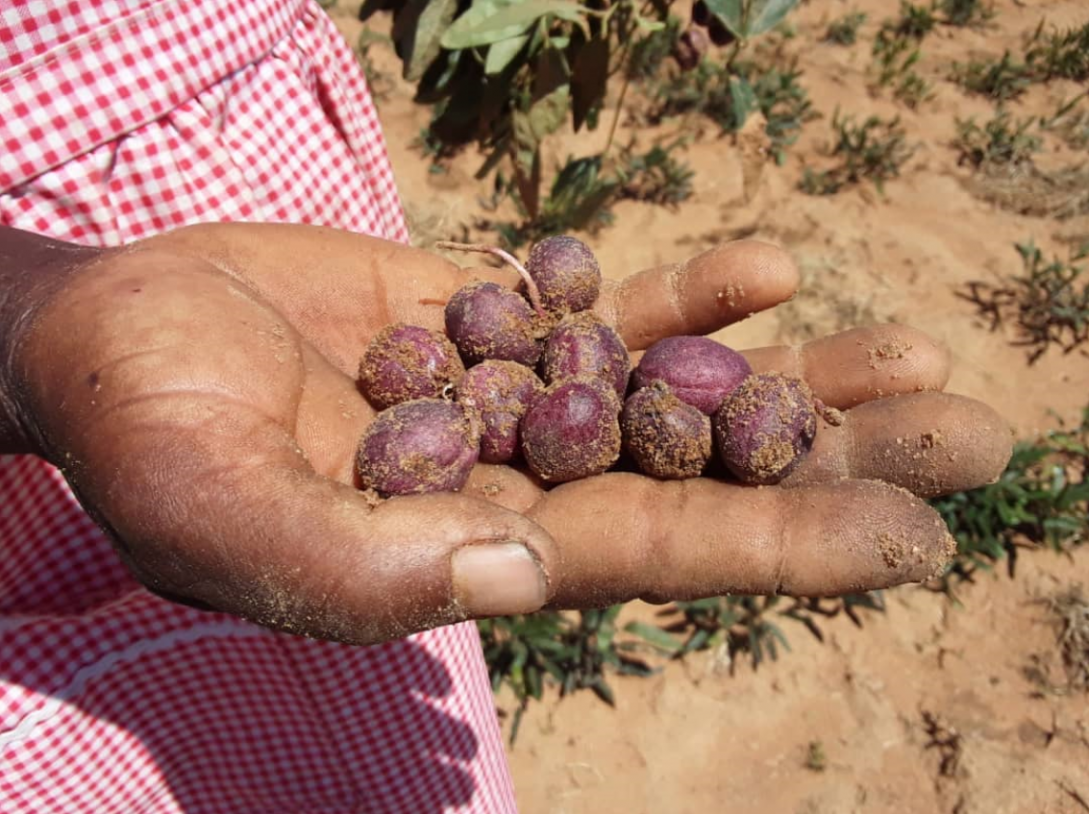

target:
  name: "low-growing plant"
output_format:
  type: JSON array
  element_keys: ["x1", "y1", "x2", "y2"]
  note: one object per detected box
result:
[
  {"x1": 625, "y1": 592, "x2": 886, "y2": 671},
  {"x1": 1040, "y1": 94, "x2": 1089, "y2": 151},
  {"x1": 936, "y1": 0, "x2": 994, "y2": 28},
  {"x1": 800, "y1": 111, "x2": 914, "y2": 195},
  {"x1": 493, "y1": 139, "x2": 696, "y2": 247},
  {"x1": 952, "y1": 51, "x2": 1031, "y2": 102},
  {"x1": 884, "y1": 1, "x2": 938, "y2": 41},
  {"x1": 616, "y1": 138, "x2": 695, "y2": 206},
  {"x1": 961, "y1": 240, "x2": 1089, "y2": 363},
  {"x1": 478, "y1": 607, "x2": 656, "y2": 743},
  {"x1": 930, "y1": 404, "x2": 1088, "y2": 593},
  {"x1": 1025, "y1": 19, "x2": 1089, "y2": 82},
  {"x1": 651, "y1": 57, "x2": 816, "y2": 164},
  {"x1": 872, "y1": 33, "x2": 933, "y2": 109},
  {"x1": 954, "y1": 109, "x2": 1042, "y2": 169},
  {"x1": 824, "y1": 11, "x2": 867, "y2": 46}
]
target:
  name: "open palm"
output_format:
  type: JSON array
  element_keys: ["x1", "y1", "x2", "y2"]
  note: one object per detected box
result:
[{"x1": 16, "y1": 223, "x2": 1011, "y2": 645}]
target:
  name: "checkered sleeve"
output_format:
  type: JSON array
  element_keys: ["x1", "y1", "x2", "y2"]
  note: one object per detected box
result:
[{"x1": 0, "y1": 1, "x2": 517, "y2": 811}]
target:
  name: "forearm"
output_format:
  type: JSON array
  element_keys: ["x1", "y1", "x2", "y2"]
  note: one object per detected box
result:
[{"x1": 0, "y1": 227, "x2": 101, "y2": 454}]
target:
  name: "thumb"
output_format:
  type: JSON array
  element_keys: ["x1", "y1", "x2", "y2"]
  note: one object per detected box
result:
[{"x1": 96, "y1": 430, "x2": 555, "y2": 644}]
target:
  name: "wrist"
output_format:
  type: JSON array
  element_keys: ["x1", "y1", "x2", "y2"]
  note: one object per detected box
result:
[{"x1": 0, "y1": 227, "x2": 102, "y2": 455}]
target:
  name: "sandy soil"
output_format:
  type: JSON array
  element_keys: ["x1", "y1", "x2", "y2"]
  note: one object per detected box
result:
[{"x1": 330, "y1": 1, "x2": 1089, "y2": 811}]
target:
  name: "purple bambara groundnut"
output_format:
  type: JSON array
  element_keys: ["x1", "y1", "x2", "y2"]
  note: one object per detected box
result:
[
  {"x1": 632, "y1": 335, "x2": 752, "y2": 415},
  {"x1": 445, "y1": 281, "x2": 544, "y2": 366},
  {"x1": 456, "y1": 360, "x2": 544, "y2": 464},
  {"x1": 520, "y1": 378, "x2": 622, "y2": 483},
  {"x1": 713, "y1": 372, "x2": 818, "y2": 485},
  {"x1": 621, "y1": 381, "x2": 713, "y2": 479},
  {"x1": 524, "y1": 235, "x2": 602, "y2": 315},
  {"x1": 357, "y1": 323, "x2": 465, "y2": 410},
  {"x1": 357, "y1": 398, "x2": 481, "y2": 497},
  {"x1": 540, "y1": 311, "x2": 630, "y2": 400}
]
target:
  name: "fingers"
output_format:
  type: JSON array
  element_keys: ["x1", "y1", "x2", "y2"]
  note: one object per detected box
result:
[
  {"x1": 526, "y1": 475, "x2": 955, "y2": 606},
  {"x1": 742, "y1": 325, "x2": 952, "y2": 409},
  {"x1": 782, "y1": 392, "x2": 1013, "y2": 497},
  {"x1": 597, "y1": 240, "x2": 800, "y2": 350}
]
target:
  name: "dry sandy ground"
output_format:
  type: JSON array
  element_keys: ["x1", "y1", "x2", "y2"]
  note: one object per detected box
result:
[{"x1": 330, "y1": 1, "x2": 1089, "y2": 810}]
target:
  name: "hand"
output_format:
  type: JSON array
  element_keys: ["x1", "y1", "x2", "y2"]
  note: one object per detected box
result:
[{"x1": 6, "y1": 223, "x2": 1011, "y2": 644}]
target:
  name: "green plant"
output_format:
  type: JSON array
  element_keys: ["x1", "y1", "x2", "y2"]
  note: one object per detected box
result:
[
  {"x1": 889, "y1": 1, "x2": 937, "y2": 40},
  {"x1": 800, "y1": 111, "x2": 914, "y2": 195},
  {"x1": 936, "y1": 0, "x2": 994, "y2": 28},
  {"x1": 1041, "y1": 94, "x2": 1089, "y2": 151},
  {"x1": 872, "y1": 33, "x2": 933, "y2": 108},
  {"x1": 1025, "y1": 19, "x2": 1089, "y2": 82},
  {"x1": 805, "y1": 741, "x2": 828, "y2": 772},
  {"x1": 651, "y1": 56, "x2": 816, "y2": 164},
  {"x1": 616, "y1": 139, "x2": 695, "y2": 206},
  {"x1": 954, "y1": 109, "x2": 1042, "y2": 169},
  {"x1": 625, "y1": 593, "x2": 885, "y2": 670},
  {"x1": 952, "y1": 51, "x2": 1031, "y2": 101},
  {"x1": 930, "y1": 405, "x2": 1088, "y2": 592},
  {"x1": 824, "y1": 11, "x2": 866, "y2": 45},
  {"x1": 961, "y1": 240, "x2": 1089, "y2": 363},
  {"x1": 478, "y1": 607, "x2": 656, "y2": 743},
  {"x1": 626, "y1": 14, "x2": 682, "y2": 80},
  {"x1": 494, "y1": 155, "x2": 619, "y2": 248}
]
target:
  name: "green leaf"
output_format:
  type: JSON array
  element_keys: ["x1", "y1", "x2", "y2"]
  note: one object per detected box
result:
[
  {"x1": 703, "y1": 0, "x2": 743, "y2": 37},
  {"x1": 485, "y1": 34, "x2": 529, "y2": 74},
  {"x1": 442, "y1": 0, "x2": 585, "y2": 50},
  {"x1": 624, "y1": 621, "x2": 682, "y2": 653},
  {"x1": 395, "y1": 0, "x2": 461, "y2": 81},
  {"x1": 744, "y1": 0, "x2": 797, "y2": 34},
  {"x1": 590, "y1": 677, "x2": 616, "y2": 706},
  {"x1": 727, "y1": 75, "x2": 757, "y2": 130}
]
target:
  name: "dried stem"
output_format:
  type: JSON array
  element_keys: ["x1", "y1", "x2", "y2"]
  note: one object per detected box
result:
[{"x1": 435, "y1": 241, "x2": 545, "y2": 316}]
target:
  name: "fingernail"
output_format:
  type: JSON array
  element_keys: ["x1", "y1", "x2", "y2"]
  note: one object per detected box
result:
[{"x1": 452, "y1": 542, "x2": 547, "y2": 616}]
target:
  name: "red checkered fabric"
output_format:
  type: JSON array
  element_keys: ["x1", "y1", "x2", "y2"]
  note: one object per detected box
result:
[{"x1": 0, "y1": 2, "x2": 517, "y2": 812}]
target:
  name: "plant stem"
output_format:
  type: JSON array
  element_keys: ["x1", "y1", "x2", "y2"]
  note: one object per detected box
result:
[{"x1": 435, "y1": 241, "x2": 546, "y2": 316}]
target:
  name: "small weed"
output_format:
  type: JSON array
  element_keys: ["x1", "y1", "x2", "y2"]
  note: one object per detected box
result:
[
  {"x1": 650, "y1": 58, "x2": 816, "y2": 164},
  {"x1": 961, "y1": 241, "x2": 1089, "y2": 363},
  {"x1": 922, "y1": 711, "x2": 964, "y2": 778},
  {"x1": 824, "y1": 11, "x2": 867, "y2": 46},
  {"x1": 616, "y1": 139, "x2": 695, "y2": 207},
  {"x1": 954, "y1": 109, "x2": 1042, "y2": 169},
  {"x1": 478, "y1": 607, "x2": 656, "y2": 744},
  {"x1": 936, "y1": 0, "x2": 994, "y2": 28},
  {"x1": 929, "y1": 404, "x2": 1088, "y2": 592},
  {"x1": 1026, "y1": 20, "x2": 1089, "y2": 82},
  {"x1": 494, "y1": 155, "x2": 619, "y2": 248},
  {"x1": 872, "y1": 33, "x2": 934, "y2": 108},
  {"x1": 1041, "y1": 94, "x2": 1089, "y2": 151},
  {"x1": 952, "y1": 51, "x2": 1032, "y2": 102},
  {"x1": 628, "y1": 15, "x2": 683, "y2": 80},
  {"x1": 805, "y1": 741, "x2": 828, "y2": 772},
  {"x1": 800, "y1": 111, "x2": 914, "y2": 195},
  {"x1": 626, "y1": 593, "x2": 885, "y2": 672},
  {"x1": 884, "y1": 1, "x2": 938, "y2": 41}
]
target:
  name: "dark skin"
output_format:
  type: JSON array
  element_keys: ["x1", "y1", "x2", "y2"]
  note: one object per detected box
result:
[{"x1": 0, "y1": 223, "x2": 1013, "y2": 645}]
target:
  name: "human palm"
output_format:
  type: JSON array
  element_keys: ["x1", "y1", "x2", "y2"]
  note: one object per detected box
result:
[{"x1": 15, "y1": 223, "x2": 1011, "y2": 644}]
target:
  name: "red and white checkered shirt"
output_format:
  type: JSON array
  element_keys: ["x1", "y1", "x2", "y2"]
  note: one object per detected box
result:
[{"x1": 0, "y1": 1, "x2": 518, "y2": 811}]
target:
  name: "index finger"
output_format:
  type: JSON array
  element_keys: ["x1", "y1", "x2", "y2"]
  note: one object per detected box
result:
[{"x1": 595, "y1": 240, "x2": 800, "y2": 351}]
